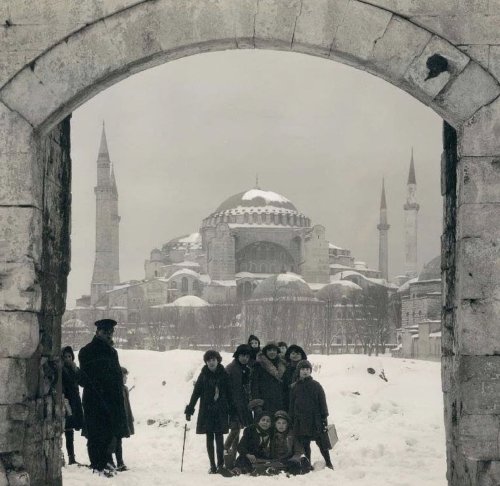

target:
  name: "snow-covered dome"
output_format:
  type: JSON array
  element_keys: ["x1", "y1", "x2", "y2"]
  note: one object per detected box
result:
[
  {"x1": 216, "y1": 188, "x2": 298, "y2": 212},
  {"x1": 167, "y1": 295, "x2": 210, "y2": 307},
  {"x1": 162, "y1": 233, "x2": 202, "y2": 251},
  {"x1": 418, "y1": 255, "x2": 441, "y2": 281},
  {"x1": 252, "y1": 273, "x2": 314, "y2": 300},
  {"x1": 316, "y1": 280, "x2": 362, "y2": 301},
  {"x1": 203, "y1": 188, "x2": 311, "y2": 228}
]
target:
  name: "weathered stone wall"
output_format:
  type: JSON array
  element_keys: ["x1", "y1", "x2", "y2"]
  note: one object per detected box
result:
[
  {"x1": 0, "y1": 116, "x2": 70, "y2": 485},
  {"x1": 0, "y1": 1, "x2": 498, "y2": 485}
]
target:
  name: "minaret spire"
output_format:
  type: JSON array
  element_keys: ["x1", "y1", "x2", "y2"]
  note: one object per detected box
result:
[
  {"x1": 98, "y1": 121, "x2": 110, "y2": 159},
  {"x1": 404, "y1": 148, "x2": 419, "y2": 277},
  {"x1": 377, "y1": 178, "x2": 390, "y2": 280},
  {"x1": 255, "y1": 173, "x2": 260, "y2": 189}
]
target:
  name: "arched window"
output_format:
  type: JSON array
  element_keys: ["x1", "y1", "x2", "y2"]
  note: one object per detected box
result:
[
  {"x1": 260, "y1": 264, "x2": 266, "y2": 273},
  {"x1": 154, "y1": 270, "x2": 158, "y2": 277},
  {"x1": 244, "y1": 213, "x2": 249, "y2": 223},
  {"x1": 253, "y1": 213, "x2": 258, "y2": 223},
  {"x1": 181, "y1": 277, "x2": 189, "y2": 294}
]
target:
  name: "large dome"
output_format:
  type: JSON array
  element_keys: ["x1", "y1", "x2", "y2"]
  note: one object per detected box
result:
[
  {"x1": 203, "y1": 188, "x2": 311, "y2": 228},
  {"x1": 216, "y1": 189, "x2": 298, "y2": 213}
]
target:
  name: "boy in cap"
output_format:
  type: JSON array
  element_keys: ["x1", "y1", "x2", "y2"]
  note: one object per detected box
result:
[
  {"x1": 289, "y1": 360, "x2": 333, "y2": 470},
  {"x1": 224, "y1": 344, "x2": 253, "y2": 468},
  {"x1": 185, "y1": 350, "x2": 233, "y2": 475},
  {"x1": 269, "y1": 410, "x2": 310, "y2": 475},
  {"x1": 79, "y1": 319, "x2": 129, "y2": 477}
]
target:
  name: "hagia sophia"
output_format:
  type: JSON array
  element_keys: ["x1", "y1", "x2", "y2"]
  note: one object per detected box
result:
[{"x1": 63, "y1": 126, "x2": 441, "y2": 360}]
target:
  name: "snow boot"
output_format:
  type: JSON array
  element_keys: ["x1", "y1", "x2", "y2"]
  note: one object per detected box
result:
[{"x1": 217, "y1": 466, "x2": 234, "y2": 477}]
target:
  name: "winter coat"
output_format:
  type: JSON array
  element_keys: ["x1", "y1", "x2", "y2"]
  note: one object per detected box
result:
[
  {"x1": 237, "y1": 425, "x2": 272, "y2": 460},
  {"x1": 289, "y1": 377, "x2": 328, "y2": 439},
  {"x1": 225, "y1": 359, "x2": 253, "y2": 428},
  {"x1": 78, "y1": 336, "x2": 129, "y2": 440},
  {"x1": 62, "y1": 364, "x2": 84, "y2": 431},
  {"x1": 185, "y1": 364, "x2": 232, "y2": 434},
  {"x1": 123, "y1": 385, "x2": 134, "y2": 436},
  {"x1": 250, "y1": 353, "x2": 287, "y2": 414},
  {"x1": 282, "y1": 363, "x2": 299, "y2": 412},
  {"x1": 270, "y1": 429, "x2": 304, "y2": 461}
]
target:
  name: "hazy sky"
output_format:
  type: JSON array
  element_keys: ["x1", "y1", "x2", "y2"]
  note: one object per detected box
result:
[{"x1": 68, "y1": 50, "x2": 443, "y2": 306}]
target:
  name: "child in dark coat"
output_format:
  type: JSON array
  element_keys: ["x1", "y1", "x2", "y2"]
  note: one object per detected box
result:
[
  {"x1": 112, "y1": 367, "x2": 134, "y2": 471},
  {"x1": 61, "y1": 346, "x2": 84, "y2": 465},
  {"x1": 232, "y1": 410, "x2": 273, "y2": 475},
  {"x1": 289, "y1": 360, "x2": 333, "y2": 469},
  {"x1": 185, "y1": 350, "x2": 232, "y2": 474},
  {"x1": 270, "y1": 410, "x2": 310, "y2": 475}
]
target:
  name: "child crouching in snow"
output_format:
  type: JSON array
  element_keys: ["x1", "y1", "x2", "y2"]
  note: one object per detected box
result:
[
  {"x1": 232, "y1": 410, "x2": 273, "y2": 475},
  {"x1": 185, "y1": 350, "x2": 233, "y2": 475},
  {"x1": 289, "y1": 360, "x2": 334, "y2": 470},
  {"x1": 269, "y1": 410, "x2": 310, "y2": 475}
]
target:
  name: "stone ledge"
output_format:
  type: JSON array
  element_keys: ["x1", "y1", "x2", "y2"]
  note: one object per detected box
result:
[
  {"x1": 458, "y1": 157, "x2": 500, "y2": 205},
  {"x1": 0, "y1": 312, "x2": 39, "y2": 358}
]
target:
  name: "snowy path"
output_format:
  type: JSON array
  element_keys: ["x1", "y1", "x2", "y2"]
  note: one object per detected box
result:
[{"x1": 64, "y1": 350, "x2": 446, "y2": 486}]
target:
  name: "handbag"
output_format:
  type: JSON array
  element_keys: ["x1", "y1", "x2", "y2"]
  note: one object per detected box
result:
[
  {"x1": 318, "y1": 423, "x2": 338, "y2": 451},
  {"x1": 327, "y1": 424, "x2": 338, "y2": 449}
]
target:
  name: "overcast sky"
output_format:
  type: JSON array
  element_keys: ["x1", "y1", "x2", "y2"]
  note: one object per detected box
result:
[{"x1": 68, "y1": 50, "x2": 443, "y2": 306}]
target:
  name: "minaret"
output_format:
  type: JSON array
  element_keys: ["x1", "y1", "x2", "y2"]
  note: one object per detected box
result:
[
  {"x1": 404, "y1": 148, "x2": 419, "y2": 277},
  {"x1": 377, "y1": 179, "x2": 390, "y2": 280},
  {"x1": 91, "y1": 123, "x2": 120, "y2": 305}
]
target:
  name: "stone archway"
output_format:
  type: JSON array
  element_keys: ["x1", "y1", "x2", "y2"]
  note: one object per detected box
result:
[{"x1": 0, "y1": 1, "x2": 499, "y2": 485}]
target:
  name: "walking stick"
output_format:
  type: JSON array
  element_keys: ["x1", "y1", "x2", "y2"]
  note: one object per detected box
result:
[{"x1": 181, "y1": 423, "x2": 188, "y2": 472}]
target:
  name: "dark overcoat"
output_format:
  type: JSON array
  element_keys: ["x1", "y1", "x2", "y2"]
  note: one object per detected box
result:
[
  {"x1": 78, "y1": 336, "x2": 129, "y2": 439},
  {"x1": 236, "y1": 425, "x2": 272, "y2": 460},
  {"x1": 225, "y1": 359, "x2": 253, "y2": 428},
  {"x1": 62, "y1": 364, "x2": 84, "y2": 431},
  {"x1": 282, "y1": 363, "x2": 299, "y2": 412},
  {"x1": 289, "y1": 377, "x2": 328, "y2": 438},
  {"x1": 270, "y1": 429, "x2": 304, "y2": 461},
  {"x1": 186, "y1": 364, "x2": 232, "y2": 434},
  {"x1": 250, "y1": 353, "x2": 287, "y2": 414}
]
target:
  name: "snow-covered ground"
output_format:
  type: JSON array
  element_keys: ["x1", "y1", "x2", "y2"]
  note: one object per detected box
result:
[{"x1": 64, "y1": 350, "x2": 446, "y2": 486}]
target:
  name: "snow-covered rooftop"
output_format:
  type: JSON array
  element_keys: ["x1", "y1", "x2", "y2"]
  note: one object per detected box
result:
[
  {"x1": 172, "y1": 260, "x2": 200, "y2": 267},
  {"x1": 167, "y1": 295, "x2": 210, "y2": 307},
  {"x1": 242, "y1": 189, "x2": 291, "y2": 204},
  {"x1": 168, "y1": 269, "x2": 201, "y2": 280}
]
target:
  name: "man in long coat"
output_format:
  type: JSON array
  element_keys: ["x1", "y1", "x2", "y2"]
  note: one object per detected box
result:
[{"x1": 78, "y1": 319, "x2": 129, "y2": 474}]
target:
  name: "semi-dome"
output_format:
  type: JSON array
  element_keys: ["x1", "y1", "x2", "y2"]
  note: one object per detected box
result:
[
  {"x1": 251, "y1": 273, "x2": 314, "y2": 300},
  {"x1": 418, "y1": 255, "x2": 441, "y2": 281},
  {"x1": 216, "y1": 188, "x2": 298, "y2": 213}
]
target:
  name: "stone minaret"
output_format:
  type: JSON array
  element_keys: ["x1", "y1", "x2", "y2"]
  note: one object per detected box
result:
[
  {"x1": 377, "y1": 179, "x2": 390, "y2": 280},
  {"x1": 404, "y1": 149, "x2": 419, "y2": 277},
  {"x1": 91, "y1": 124, "x2": 120, "y2": 305}
]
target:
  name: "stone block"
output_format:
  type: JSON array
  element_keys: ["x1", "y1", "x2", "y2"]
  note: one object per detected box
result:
[
  {"x1": 457, "y1": 203, "x2": 500, "y2": 241},
  {"x1": 368, "y1": 16, "x2": 432, "y2": 81},
  {"x1": 458, "y1": 298, "x2": 500, "y2": 355},
  {"x1": 459, "y1": 414, "x2": 500, "y2": 460},
  {"x1": 0, "y1": 66, "x2": 62, "y2": 128},
  {"x1": 0, "y1": 206, "x2": 42, "y2": 263},
  {"x1": 0, "y1": 358, "x2": 27, "y2": 404},
  {"x1": 330, "y1": 1, "x2": 392, "y2": 64},
  {"x1": 441, "y1": 354, "x2": 457, "y2": 392},
  {"x1": 459, "y1": 356, "x2": 500, "y2": 413},
  {"x1": 478, "y1": 461, "x2": 500, "y2": 486},
  {"x1": 404, "y1": 35, "x2": 469, "y2": 99},
  {"x1": 0, "y1": 259, "x2": 42, "y2": 312},
  {"x1": 489, "y1": 46, "x2": 500, "y2": 83},
  {"x1": 458, "y1": 157, "x2": 500, "y2": 205},
  {"x1": 254, "y1": 0, "x2": 302, "y2": 49},
  {"x1": 8, "y1": 403, "x2": 29, "y2": 422},
  {"x1": 6, "y1": 471, "x2": 29, "y2": 486},
  {"x1": 363, "y1": 0, "x2": 487, "y2": 16},
  {"x1": 435, "y1": 61, "x2": 500, "y2": 126},
  {"x1": 0, "y1": 406, "x2": 24, "y2": 451},
  {"x1": 456, "y1": 236, "x2": 499, "y2": 300},
  {"x1": 460, "y1": 96, "x2": 500, "y2": 156},
  {"x1": 458, "y1": 44, "x2": 490, "y2": 69},
  {"x1": 292, "y1": 0, "x2": 349, "y2": 57},
  {"x1": 39, "y1": 314, "x2": 62, "y2": 358},
  {"x1": 0, "y1": 311, "x2": 39, "y2": 358},
  {"x1": 414, "y1": 14, "x2": 500, "y2": 45}
]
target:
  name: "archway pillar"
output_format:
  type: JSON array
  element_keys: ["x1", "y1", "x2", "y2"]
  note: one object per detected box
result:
[
  {"x1": 0, "y1": 102, "x2": 70, "y2": 485},
  {"x1": 442, "y1": 103, "x2": 500, "y2": 485}
]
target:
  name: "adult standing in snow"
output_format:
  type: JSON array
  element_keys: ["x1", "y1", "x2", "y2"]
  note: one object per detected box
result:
[
  {"x1": 282, "y1": 344, "x2": 308, "y2": 412},
  {"x1": 289, "y1": 360, "x2": 333, "y2": 469},
  {"x1": 61, "y1": 346, "x2": 84, "y2": 465},
  {"x1": 79, "y1": 319, "x2": 129, "y2": 476},
  {"x1": 224, "y1": 344, "x2": 253, "y2": 468},
  {"x1": 250, "y1": 342, "x2": 287, "y2": 415},
  {"x1": 184, "y1": 350, "x2": 233, "y2": 475},
  {"x1": 247, "y1": 335, "x2": 261, "y2": 366}
]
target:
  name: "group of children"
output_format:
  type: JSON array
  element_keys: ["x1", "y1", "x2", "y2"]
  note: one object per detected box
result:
[{"x1": 185, "y1": 336, "x2": 333, "y2": 476}]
